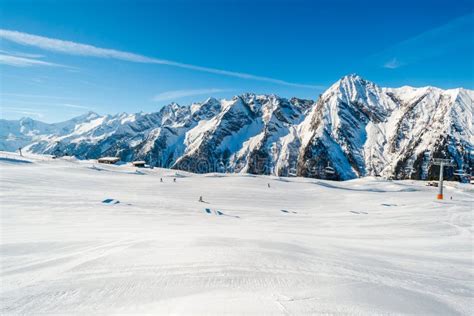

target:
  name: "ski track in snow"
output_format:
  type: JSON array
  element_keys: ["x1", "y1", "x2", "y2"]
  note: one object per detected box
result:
[{"x1": 0, "y1": 152, "x2": 473, "y2": 315}]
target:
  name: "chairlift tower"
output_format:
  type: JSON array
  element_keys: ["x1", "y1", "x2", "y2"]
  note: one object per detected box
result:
[{"x1": 432, "y1": 158, "x2": 455, "y2": 200}]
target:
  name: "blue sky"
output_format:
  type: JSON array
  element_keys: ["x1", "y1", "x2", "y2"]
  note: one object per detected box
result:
[{"x1": 1, "y1": 0, "x2": 473, "y2": 122}]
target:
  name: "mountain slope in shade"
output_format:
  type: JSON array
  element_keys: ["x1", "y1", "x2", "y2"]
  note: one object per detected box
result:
[{"x1": 1, "y1": 74, "x2": 472, "y2": 180}]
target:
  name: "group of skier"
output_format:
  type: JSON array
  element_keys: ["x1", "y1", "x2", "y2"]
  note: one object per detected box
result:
[{"x1": 160, "y1": 177, "x2": 176, "y2": 183}]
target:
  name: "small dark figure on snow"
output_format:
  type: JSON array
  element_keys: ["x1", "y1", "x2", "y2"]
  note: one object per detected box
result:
[
  {"x1": 160, "y1": 178, "x2": 163, "y2": 182},
  {"x1": 18, "y1": 147, "x2": 23, "y2": 157},
  {"x1": 173, "y1": 178, "x2": 176, "y2": 182},
  {"x1": 267, "y1": 183, "x2": 271, "y2": 188},
  {"x1": 199, "y1": 196, "x2": 203, "y2": 202}
]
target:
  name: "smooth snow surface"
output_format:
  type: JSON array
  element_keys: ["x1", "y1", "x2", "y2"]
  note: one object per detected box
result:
[{"x1": 0, "y1": 152, "x2": 472, "y2": 315}]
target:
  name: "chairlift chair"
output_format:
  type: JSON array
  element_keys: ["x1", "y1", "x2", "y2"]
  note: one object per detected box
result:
[
  {"x1": 218, "y1": 161, "x2": 225, "y2": 173},
  {"x1": 453, "y1": 169, "x2": 468, "y2": 176},
  {"x1": 288, "y1": 167, "x2": 297, "y2": 177},
  {"x1": 324, "y1": 162, "x2": 335, "y2": 175}
]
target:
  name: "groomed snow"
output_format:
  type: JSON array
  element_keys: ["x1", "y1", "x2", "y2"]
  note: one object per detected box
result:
[{"x1": 0, "y1": 152, "x2": 472, "y2": 315}]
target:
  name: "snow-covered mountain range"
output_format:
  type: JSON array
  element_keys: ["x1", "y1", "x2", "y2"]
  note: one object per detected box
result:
[{"x1": 1, "y1": 74, "x2": 472, "y2": 180}]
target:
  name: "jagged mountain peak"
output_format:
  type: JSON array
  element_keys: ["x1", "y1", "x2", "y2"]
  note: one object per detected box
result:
[
  {"x1": 201, "y1": 96, "x2": 220, "y2": 105},
  {"x1": 69, "y1": 111, "x2": 100, "y2": 121},
  {"x1": 322, "y1": 74, "x2": 386, "y2": 111},
  {"x1": 339, "y1": 73, "x2": 366, "y2": 82},
  {"x1": 162, "y1": 102, "x2": 184, "y2": 112},
  {"x1": 335, "y1": 73, "x2": 374, "y2": 88},
  {"x1": 19, "y1": 116, "x2": 35, "y2": 123},
  {"x1": 84, "y1": 110, "x2": 100, "y2": 118}
]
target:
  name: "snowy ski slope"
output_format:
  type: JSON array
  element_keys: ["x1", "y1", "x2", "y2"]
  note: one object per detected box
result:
[{"x1": 0, "y1": 152, "x2": 472, "y2": 315}]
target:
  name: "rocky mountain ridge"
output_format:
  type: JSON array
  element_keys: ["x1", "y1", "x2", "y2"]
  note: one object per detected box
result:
[{"x1": 1, "y1": 74, "x2": 472, "y2": 180}]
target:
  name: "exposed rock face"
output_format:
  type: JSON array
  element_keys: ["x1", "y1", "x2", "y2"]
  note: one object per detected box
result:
[
  {"x1": 1, "y1": 75, "x2": 472, "y2": 180},
  {"x1": 297, "y1": 75, "x2": 473, "y2": 180}
]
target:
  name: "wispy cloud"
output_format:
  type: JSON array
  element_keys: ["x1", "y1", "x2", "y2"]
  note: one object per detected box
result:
[
  {"x1": 383, "y1": 58, "x2": 403, "y2": 69},
  {"x1": 0, "y1": 53, "x2": 64, "y2": 67},
  {"x1": 0, "y1": 29, "x2": 321, "y2": 89},
  {"x1": 60, "y1": 103, "x2": 90, "y2": 109},
  {"x1": 2, "y1": 106, "x2": 42, "y2": 112},
  {"x1": 0, "y1": 74, "x2": 53, "y2": 87},
  {"x1": 1, "y1": 99, "x2": 94, "y2": 111},
  {"x1": 1, "y1": 107, "x2": 45, "y2": 118},
  {"x1": 0, "y1": 92, "x2": 77, "y2": 100},
  {"x1": 153, "y1": 88, "x2": 232, "y2": 102},
  {"x1": 370, "y1": 13, "x2": 473, "y2": 69},
  {"x1": 0, "y1": 49, "x2": 44, "y2": 59}
]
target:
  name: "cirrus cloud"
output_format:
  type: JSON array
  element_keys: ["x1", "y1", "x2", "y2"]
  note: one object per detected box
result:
[
  {"x1": 153, "y1": 88, "x2": 232, "y2": 102},
  {"x1": 0, "y1": 53, "x2": 65, "y2": 67},
  {"x1": 0, "y1": 29, "x2": 322, "y2": 89}
]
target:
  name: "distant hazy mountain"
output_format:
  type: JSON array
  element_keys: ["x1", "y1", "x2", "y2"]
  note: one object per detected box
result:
[{"x1": 1, "y1": 74, "x2": 472, "y2": 180}]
